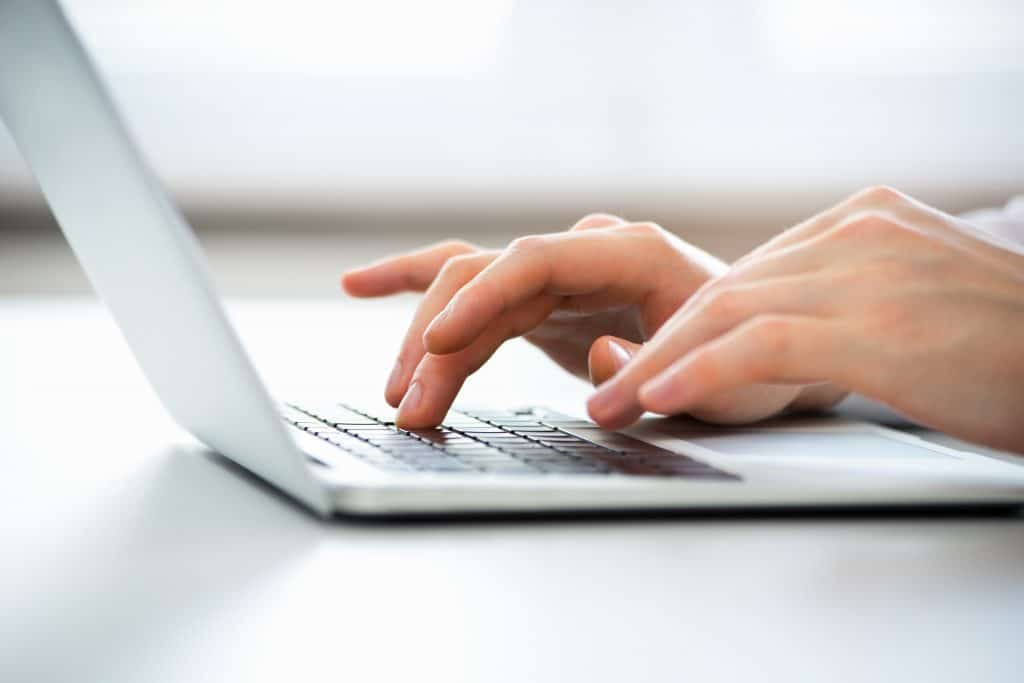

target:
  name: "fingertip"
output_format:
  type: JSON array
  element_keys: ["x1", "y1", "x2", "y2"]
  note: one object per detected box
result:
[
  {"x1": 586, "y1": 383, "x2": 619, "y2": 424},
  {"x1": 395, "y1": 381, "x2": 450, "y2": 430},
  {"x1": 587, "y1": 335, "x2": 640, "y2": 386},
  {"x1": 395, "y1": 380, "x2": 424, "y2": 428},
  {"x1": 342, "y1": 262, "x2": 412, "y2": 297},
  {"x1": 421, "y1": 326, "x2": 444, "y2": 354},
  {"x1": 339, "y1": 271, "x2": 358, "y2": 293},
  {"x1": 585, "y1": 401, "x2": 613, "y2": 428},
  {"x1": 585, "y1": 400, "x2": 644, "y2": 431},
  {"x1": 340, "y1": 269, "x2": 377, "y2": 297},
  {"x1": 394, "y1": 412, "x2": 438, "y2": 430},
  {"x1": 422, "y1": 304, "x2": 451, "y2": 344},
  {"x1": 395, "y1": 413, "x2": 439, "y2": 430}
]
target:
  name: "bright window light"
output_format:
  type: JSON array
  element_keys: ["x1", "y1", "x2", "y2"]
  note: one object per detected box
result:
[
  {"x1": 757, "y1": 0, "x2": 1024, "y2": 73},
  {"x1": 65, "y1": 0, "x2": 511, "y2": 76}
]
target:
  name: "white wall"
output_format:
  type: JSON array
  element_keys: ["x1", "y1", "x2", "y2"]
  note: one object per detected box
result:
[{"x1": 1, "y1": 0, "x2": 1021, "y2": 217}]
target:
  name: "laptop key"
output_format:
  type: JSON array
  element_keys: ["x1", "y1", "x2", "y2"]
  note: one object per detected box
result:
[
  {"x1": 411, "y1": 431, "x2": 480, "y2": 447},
  {"x1": 302, "y1": 404, "x2": 378, "y2": 425},
  {"x1": 290, "y1": 403, "x2": 738, "y2": 480}
]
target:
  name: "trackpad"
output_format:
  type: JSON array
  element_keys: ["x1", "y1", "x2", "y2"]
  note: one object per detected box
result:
[{"x1": 687, "y1": 432, "x2": 951, "y2": 460}]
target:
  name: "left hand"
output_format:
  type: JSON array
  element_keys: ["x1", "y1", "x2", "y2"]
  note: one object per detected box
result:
[{"x1": 587, "y1": 186, "x2": 1024, "y2": 453}]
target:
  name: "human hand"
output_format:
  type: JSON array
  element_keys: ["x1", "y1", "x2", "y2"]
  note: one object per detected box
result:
[
  {"x1": 587, "y1": 187, "x2": 1024, "y2": 453},
  {"x1": 342, "y1": 214, "x2": 824, "y2": 428}
]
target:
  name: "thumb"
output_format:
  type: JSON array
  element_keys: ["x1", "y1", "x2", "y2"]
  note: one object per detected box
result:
[{"x1": 588, "y1": 335, "x2": 642, "y2": 387}]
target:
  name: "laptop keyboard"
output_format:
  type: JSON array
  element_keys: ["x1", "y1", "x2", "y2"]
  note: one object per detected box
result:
[{"x1": 282, "y1": 403, "x2": 737, "y2": 480}]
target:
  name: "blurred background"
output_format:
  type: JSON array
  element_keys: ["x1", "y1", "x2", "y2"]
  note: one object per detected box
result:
[{"x1": 2, "y1": 0, "x2": 1022, "y2": 297}]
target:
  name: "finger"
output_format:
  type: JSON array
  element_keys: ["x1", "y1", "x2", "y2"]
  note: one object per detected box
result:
[
  {"x1": 385, "y1": 251, "x2": 497, "y2": 406},
  {"x1": 590, "y1": 339, "x2": 802, "y2": 426},
  {"x1": 341, "y1": 239, "x2": 478, "y2": 297},
  {"x1": 423, "y1": 228, "x2": 660, "y2": 355},
  {"x1": 637, "y1": 315, "x2": 851, "y2": 414},
  {"x1": 588, "y1": 336, "x2": 642, "y2": 386},
  {"x1": 395, "y1": 297, "x2": 559, "y2": 428},
  {"x1": 585, "y1": 274, "x2": 832, "y2": 428},
  {"x1": 570, "y1": 213, "x2": 627, "y2": 231}
]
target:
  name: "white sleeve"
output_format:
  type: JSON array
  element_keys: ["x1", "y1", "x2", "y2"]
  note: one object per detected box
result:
[
  {"x1": 835, "y1": 195, "x2": 1024, "y2": 427},
  {"x1": 959, "y1": 195, "x2": 1024, "y2": 246}
]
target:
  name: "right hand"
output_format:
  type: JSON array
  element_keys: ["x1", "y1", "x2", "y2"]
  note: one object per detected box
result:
[{"x1": 341, "y1": 214, "x2": 823, "y2": 427}]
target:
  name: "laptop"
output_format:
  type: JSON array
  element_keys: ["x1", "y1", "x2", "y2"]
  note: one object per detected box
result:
[{"x1": 3, "y1": 1, "x2": 1023, "y2": 517}]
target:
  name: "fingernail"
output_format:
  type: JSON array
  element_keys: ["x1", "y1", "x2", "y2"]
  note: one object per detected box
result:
[
  {"x1": 386, "y1": 358, "x2": 404, "y2": 394},
  {"x1": 424, "y1": 306, "x2": 451, "y2": 340},
  {"x1": 606, "y1": 340, "x2": 632, "y2": 370},
  {"x1": 398, "y1": 380, "x2": 423, "y2": 416}
]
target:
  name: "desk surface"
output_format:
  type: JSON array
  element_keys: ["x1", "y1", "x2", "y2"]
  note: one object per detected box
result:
[{"x1": 3, "y1": 297, "x2": 1024, "y2": 683}]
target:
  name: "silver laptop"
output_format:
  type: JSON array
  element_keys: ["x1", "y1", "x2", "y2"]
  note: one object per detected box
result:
[{"x1": 3, "y1": 1, "x2": 1023, "y2": 517}]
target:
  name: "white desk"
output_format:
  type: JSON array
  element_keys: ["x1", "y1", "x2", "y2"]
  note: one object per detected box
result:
[{"x1": 3, "y1": 297, "x2": 1024, "y2": 683}]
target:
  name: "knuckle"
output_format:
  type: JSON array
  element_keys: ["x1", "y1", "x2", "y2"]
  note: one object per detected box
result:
[
  {"x1": 508, "y1": 234, "x2": 549, "y2": 253},
  {"x1": 437, "y1": 239, "x2": 476, "y2": 255},
  {"x1": 688, "y1": 349, "x2": 722, "y2": 385},
  {"x1": 503, "y1": 314, "x2": 536, "y2": 341},
  {"x1": 735, "y1": 316, "x2": 791, "y2": 381},
  {"x1": 749, "y1": 315, "x2": 791, "y2": 354},
  {"x1": 438, "y1": 252, "x2": 480, "y2": 279},
  {"x1": 834, "y1": 213, "x2": 935, "y2": 249},
  {"x1": 703, "y1": 287, "x2": 744, "y2": 319},
  {"x1": 833, "y1": 212, "x2": 894, "y2": 241},
  {"x1": 571, "y1": 212, "x2": 621, "y2": 231},
  {"x1": 622, "y1": 221, "x2": 665, "y2": 238},
  {"x1": 853, "y1": 185, "x2": 904, "y2": 205}
]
